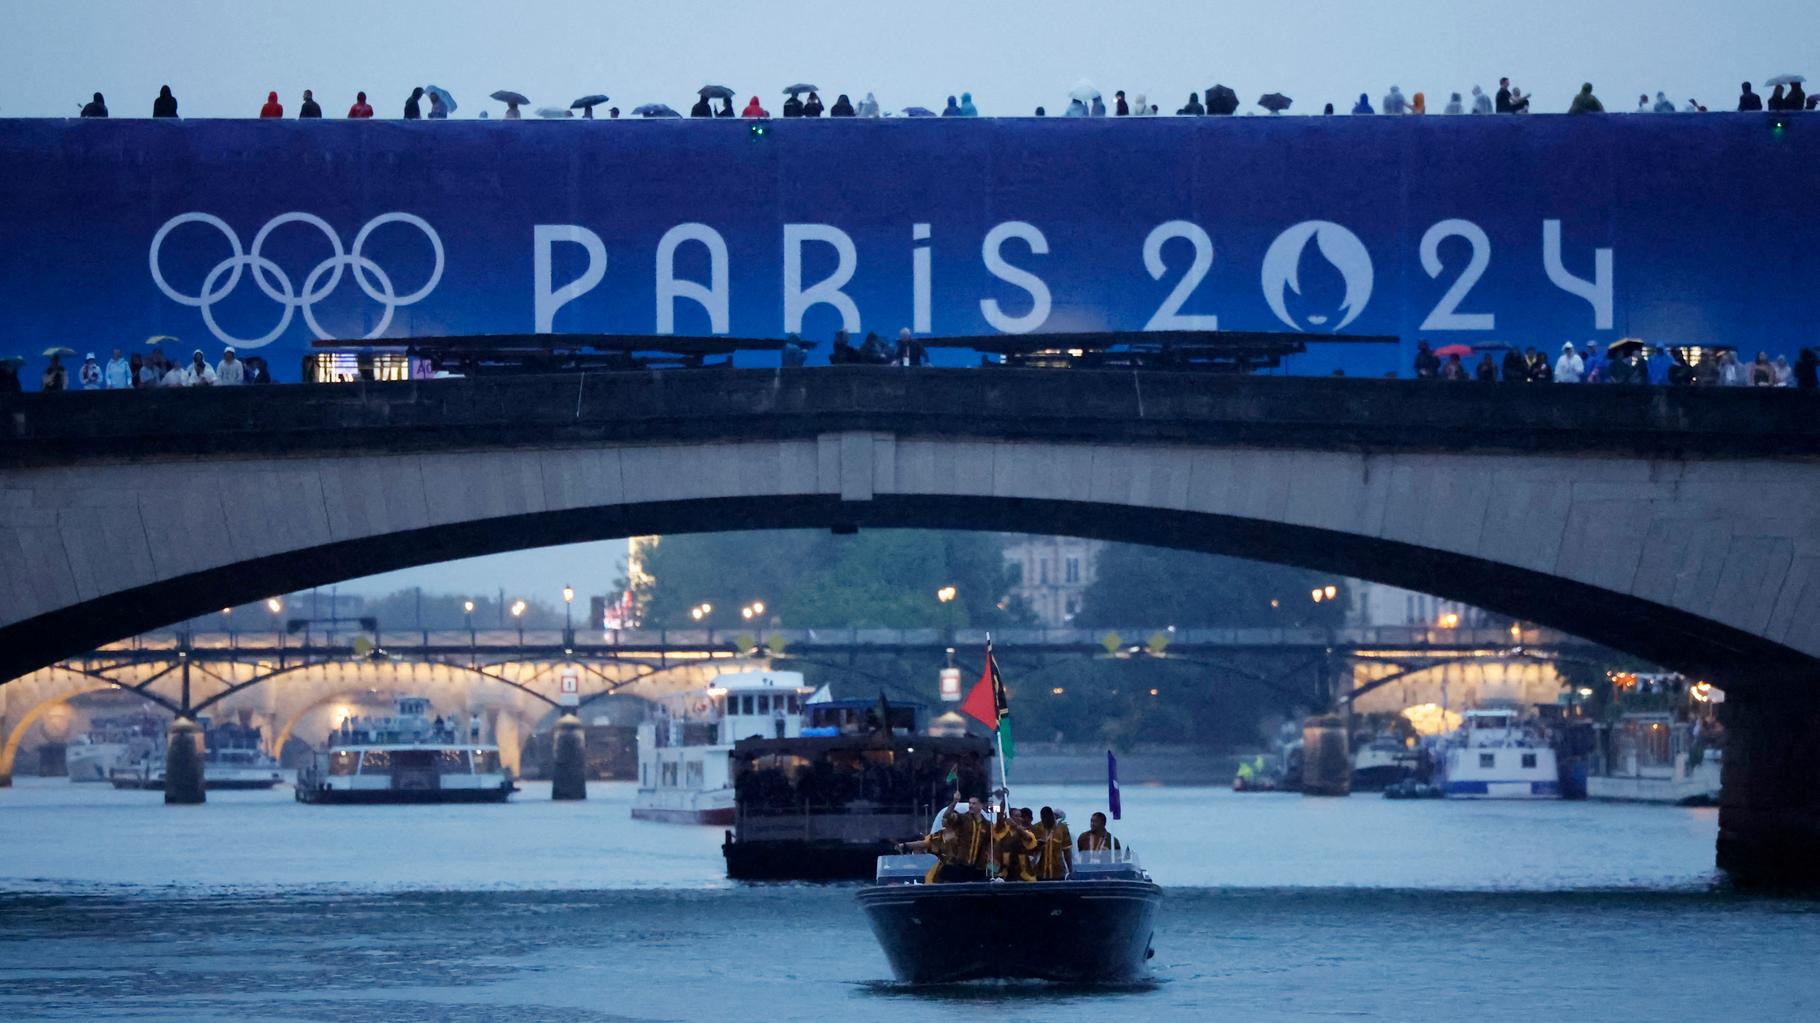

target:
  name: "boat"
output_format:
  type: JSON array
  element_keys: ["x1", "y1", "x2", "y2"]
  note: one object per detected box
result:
[
  {"x1": 294, "y1": 696, "x2": 515, "y2": 804},
  {"x1": 632, "y1": 670, "x2": 813, "y2": 825},
  {"x1": 857, "y1": 848, "x2": 1162, "y2": 984},
  {"x1": 1437, "y1": 707, "x2": 1560, "y2": 799},
  {"x1": 66, "y1": 713, "x2": 165, "y2": 783},
  {"x1": 1586, "y1": 711, "x2": 1722, "y2": 805},
  {"x1": 721, "y1": 697, "x2": 995, "y2": 880},
  {"x1": 1351, "y1": 735, "x2": 1422, "y2": 792},
  {"x1": 109, "y1": 716, "x2": 285, "y2": 790}
]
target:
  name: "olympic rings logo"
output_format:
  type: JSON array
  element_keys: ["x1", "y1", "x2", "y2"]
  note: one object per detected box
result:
[{"x1": 148, "y1": 212, "x2": 444, "y2": 349}]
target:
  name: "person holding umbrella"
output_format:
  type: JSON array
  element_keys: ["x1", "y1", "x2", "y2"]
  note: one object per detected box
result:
[
  {"x1": 690, "y1": 94, "x2": 712, "y2": 117},
  {"x1": 783, "y1": 91, "x2": 804, "y2": 117},
  {"x1": 41, "y1": 350, "x2": 70, "y2": 391},
  {"x1": 491, "y1": 91, "x2": 530, "y2": 119},
  {"x1": 425, "y1": 85, "x2": 454, "y2": 119},
  {"x1": 572, "y1": 94, "x2": 609, "y2": 119}
]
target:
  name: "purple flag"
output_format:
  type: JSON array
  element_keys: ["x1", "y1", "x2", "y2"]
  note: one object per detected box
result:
[{"x1": 1108, "y1": 750, "x2": 1121, "y2": 821}]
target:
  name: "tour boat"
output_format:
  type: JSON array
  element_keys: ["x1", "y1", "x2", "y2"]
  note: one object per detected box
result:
[
  {"x1": 109, "y1": 716, "x2": 284, "y2": 790},
  {"x1": 857, "y1": 848, "x2": 1162, "y2": 984},
  {"x1": 633, "y1": 670, "x2": 814, "y2": 825},
  {"x1": 1585, "y1": 711, "x2": 1722, "y2": 805},
  {"x1": 721, "y1": 697, "x2": 995, "y2": 880},
  {"x1": 294, "y1": 696, "x2": 515, "y2": 804},
  {"x1": 1437, "y1": 708, "x2": 1560, "y2": 799},
  {"x1": 66, "y1": 713, "x2": 165, "y2": 783}
]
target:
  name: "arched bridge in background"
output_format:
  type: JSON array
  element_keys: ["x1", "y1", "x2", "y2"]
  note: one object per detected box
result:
[{"x1": 3, "y1": 368, "x2": 1819, "y2": 884}]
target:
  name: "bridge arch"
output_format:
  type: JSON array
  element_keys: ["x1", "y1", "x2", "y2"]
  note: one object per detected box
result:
[{"x1": 4, "y1": 371, "x2": 1819, "y2": 693}]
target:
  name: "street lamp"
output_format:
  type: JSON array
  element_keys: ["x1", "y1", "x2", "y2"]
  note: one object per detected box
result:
[
  {"x1": 511, "y1": 599, "x2": 527, "y2": 644},
  {"x1": 464, "y1": 600, "x2": 476, "y2": 650},
  {"x1": 562, "y1": 584, "x2": 575, "y2": 647},
  {"x1": 937, "y1": 585, "x2": 958, "y2": 641}
]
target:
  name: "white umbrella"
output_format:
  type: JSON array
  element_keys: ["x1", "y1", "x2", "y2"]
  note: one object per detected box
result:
[
  {"x1": 1765, "y1": 74, "x2": 1806, "y2": 87},
  {"x1": 534, "y1": 107, "x2": 574, "y2": 119},
  {"x1": 1068, "y1": 79, "x2": 1101, "y2": 102}
]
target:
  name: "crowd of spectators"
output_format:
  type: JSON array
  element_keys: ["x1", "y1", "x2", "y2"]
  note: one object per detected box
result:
[
  {"x1": 2, "y1": 345, "x2": 272, "y2": 393},
  {"x1": 67, "y1": 76, "x2": 1814, "y2": 121},
  {"x1": 1412, "y1": 340, "x2": 1819, "y2": 388}
]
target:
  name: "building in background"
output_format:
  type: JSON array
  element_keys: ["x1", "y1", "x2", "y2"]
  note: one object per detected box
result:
[
  {"x1": 1346, "y1": 580, "x2": 1489, "y2": 630},
  {"x1": 1002, "y1": 535, "x2": 1103, "y2": 626}
]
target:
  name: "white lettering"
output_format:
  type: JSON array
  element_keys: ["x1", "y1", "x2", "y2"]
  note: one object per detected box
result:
[
  {"x1": 979, "y1": 221, "x2": 1051, "y2": 334},
  {"x1": 912, "y1": 222, "x2": 932, "y2": 334},
  {"x1": 655, "y1": 224, "x2": 729, "y2": 334},
  {"x1": 783, "y1": 224, "x2": 860, "y2": 333},
  {"x1": 1142, "y1": 220, "x2": 1218, "y2": 331},
  {"x1": 533, "y1": 224, "x2": 607, "y2": 333},
  {"x1": 1543, "y1": 220, "x2": 1613, "y2": 330},
  {"x1": 1419, "y1": 219, "x2": 1495, "y2": 331}
]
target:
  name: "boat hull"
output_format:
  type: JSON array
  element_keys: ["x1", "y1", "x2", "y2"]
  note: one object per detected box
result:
[
  {"x1": 857, "y1": 880, "x2": 1161, "y2": 984},
  {"x1": 631, "y1": 804, "x2": 735, "y2": 825},
  {"x1": 295, "y1": 783, "x2": 516, "y2": 805},
  {"x1": 724, "y1": 837, "x2": 894, "y2": 881}
]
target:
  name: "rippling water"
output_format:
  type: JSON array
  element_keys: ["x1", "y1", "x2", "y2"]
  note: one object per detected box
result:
[{"x1": 2, "y1": 780, "x2": 1815, "y2": 1021}]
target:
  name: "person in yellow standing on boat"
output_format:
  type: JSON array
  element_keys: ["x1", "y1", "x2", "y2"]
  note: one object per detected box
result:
[
  {"x1": 1032, "y1": 806, "x2": 1073, "y2": 880},
  {"x1": 900, "y1": 795, "x2": 991, "y2": 882},
  {"x1": 1077, "y1": 811, "x2": 1122, "y2": 852},
  {"x1": 993, "y1": 807, "x2": 1038, "y2": 881}
]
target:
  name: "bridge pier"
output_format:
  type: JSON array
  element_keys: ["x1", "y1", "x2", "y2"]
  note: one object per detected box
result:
[
  {"x1": 163, "y1": 718, "x2": 206, "y2": 805},
  {"x1": 1716, "y1": 685, "x2": 1820, "y2": 888},
  {"x1": 550, "y1": 713, "x2": 587, "y2": 801}
]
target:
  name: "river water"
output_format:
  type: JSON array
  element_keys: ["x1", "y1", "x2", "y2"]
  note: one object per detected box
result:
[{"x1": 2, "y1": 779, "x2": 1815, "y2": 1021}]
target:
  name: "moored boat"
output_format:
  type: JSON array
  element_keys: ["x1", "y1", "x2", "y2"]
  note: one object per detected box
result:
[
  {"x1": 857, "y1": 849, "x2": 1161, "y2": 984},
  {"x1": 294, "y1": 696, "x2": 514, "y2": 804},
  {"x1": 108, "y1": 716, "x2": 284, "y2": 790},
  {"x1": 1438, "y1": 707, "x2": 1559, "y2": 799},
  {"x1": 633, "y1": 670, "x2": 813, "y2": 825}
]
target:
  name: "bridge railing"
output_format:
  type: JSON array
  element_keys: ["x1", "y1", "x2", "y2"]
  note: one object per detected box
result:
[{"x1": 85, "y1": 624, "x2": 1565, "y2": 656}]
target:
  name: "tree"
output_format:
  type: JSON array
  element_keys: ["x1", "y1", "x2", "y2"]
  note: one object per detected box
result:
[
  {"x1": 633, "y1": 529, "x2": 1032, "y2": 630},
  {"x1": 1075, "y1": 544, "x2": 1349, "y2": 628}
]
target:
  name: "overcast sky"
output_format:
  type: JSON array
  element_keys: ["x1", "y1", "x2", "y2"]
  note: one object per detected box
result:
[
  {"x1": 5, "y1": 1, "x2": 1810, "y2": 598},
  {"x1": 3, "y1": 1, "x2": 1813, "y2": 119}
]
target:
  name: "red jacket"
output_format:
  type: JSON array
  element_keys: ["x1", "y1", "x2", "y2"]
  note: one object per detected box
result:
[
  {"x1": 347, "y1": 93, "x2": 374, "y2": 118},
  {"x1": 741, "y1": 96, "x2": 769, "y2": 117},
  {"x1": 260, "y1": 91, "x2": 283, "y2": 118}
]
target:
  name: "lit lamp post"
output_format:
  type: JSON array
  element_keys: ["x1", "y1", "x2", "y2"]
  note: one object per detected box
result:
[
  {"x1": 463, "y1": 599, "x2": 476, "y2": 651},
  {"x1": 220, "y1": 606, "x2": 234, "y2": 646},
  {"x1": 690, "y1": 602, "x2": 715, "y2": 643},
  {"x1": 511, "y1": 599, "x2": 528, "y2": 645},
  {"x1": 741, "y1": 600, "x2": 767, "y2": 650},
  {"x1": 937, "y1": 585, "x2": 958, "y2": 643},
  {"x1": 267, "y1": 598, "x2": 284, "y2": 662},
  {"x1": 562, "y1": 584, "x2": 575, "y2": 648}
]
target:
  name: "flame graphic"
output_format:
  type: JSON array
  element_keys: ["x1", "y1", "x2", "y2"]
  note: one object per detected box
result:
[{"x1": 1260, "y1": 221, "x2": 1374, "y2": 331}]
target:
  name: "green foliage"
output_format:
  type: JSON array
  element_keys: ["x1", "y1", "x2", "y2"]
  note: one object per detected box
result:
[
  {"x1": 635, "y1": 529, "x2": 1032, "y2": 630},
  {"x1": 1075, "y1": 543, "x2": 1349, "y2": 628}
]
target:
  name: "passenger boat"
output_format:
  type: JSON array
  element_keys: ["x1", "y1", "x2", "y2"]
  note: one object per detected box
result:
[
  {"x1": 857, "y1": 848, "x2": 1162, "y2": 984},
  {"x1": 1585, "y1": 711, "x2": 1722, "y2": 805},
  {"x1": 67, "y1": 713, "x2": 165, "y2": 783},
  {"x1": 1437, "y1": 708, "x2": 1560, "y2": 799},
  {"x1": 294, "y1": 696, "x2": 515, "y2": 804},
  {"x1": 1351, "y1": 735, "x2": 1421, "y2": 792},
  {"x1": 632, "y1": 670, "x2": 813, "y2": 825},
  {"x1": 722, "y1": 697, "x2": 995, "y2": 880},
  {"x1": 109, "y1": 716, "x2": 285, "y2": 790}
]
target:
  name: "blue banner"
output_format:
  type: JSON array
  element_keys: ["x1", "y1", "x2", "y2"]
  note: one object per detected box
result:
[{"x1": 2, "y1": 115, "x2": 1814, "y2": 385}]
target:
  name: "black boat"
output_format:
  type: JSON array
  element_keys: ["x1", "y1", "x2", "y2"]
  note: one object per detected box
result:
[
  {"x1": 856, "y1": 851, "x2": 1162, "y2": 984},
  {"x1": 722, "y1": 698, "x2": 994, "y2": 881}
]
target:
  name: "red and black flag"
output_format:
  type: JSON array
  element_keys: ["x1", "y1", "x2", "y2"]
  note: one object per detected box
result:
[{"x1": 958, "y1": 640, "x2": 1013, "y2": 762}]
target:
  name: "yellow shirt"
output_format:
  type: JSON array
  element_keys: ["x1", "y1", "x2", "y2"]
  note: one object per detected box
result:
[
  {"x1": 1032, "y1": 822, "x2": 1072, "y2": 880},
  {"x1": 992, "y1": 819, "x2": 1037, "y2": 881}
]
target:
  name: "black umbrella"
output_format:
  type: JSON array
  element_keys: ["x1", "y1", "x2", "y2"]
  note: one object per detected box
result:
[
  {"x1": 634, "y1": 103, "x2": 681, "y2": 117},
  {"x1": 490, "y1": 90, "x2": 530, "y2": 106},
  {"x1": 698, "y1": 84, "x2": 735, "y2": 99},
  {"x1": 1259, "y1": 92, "x2": 1293, "y2": 113},
  {"x1": 1206, "y1": 84, "x2": 1240, "y2": 115},
  {"x1": 782, "y1": 83, "x2": 819, "y2": 95},
  {"x1": 571, "y1": 94, "x2": 609, "y2": 110}
]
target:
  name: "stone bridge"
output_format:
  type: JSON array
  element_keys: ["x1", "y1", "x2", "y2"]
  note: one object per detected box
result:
[{"x1": 3, "y1": 368, "x2": 1819, "y2": 882}]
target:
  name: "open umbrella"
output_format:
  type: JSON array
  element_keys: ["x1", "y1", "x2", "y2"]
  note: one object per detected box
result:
[
  {"x1": 571, "y1": 94, "x2": 609, "y2": 110},
  {"x1": 490, "y1": 90, "x2": 530, "y2": 107},
  {"x1": 1259, "y1": 92, "x2": 1293, "y2": 113},
  {"x1": 634, "y1": 103, "x2": 681, "y2": 117},
  {"x1": 1765, "y1": 74, "x2": 1806, "y2": 87},
  {"x1": 698, "y1": 84, "x2": 735, "y2": 99},
  {"x1": 1607, "y1": 338, "x2": 1646, "y2": 354},
  {"x1": 1206, "y1": 84, "x2": 1240, "y2": 115},
  {"x1": 42, "y1": 346, "x2": 75, "y2": 358},
  {"x1": 1068, "y1": 79, "x2": 1101, "y2": 102},
  {"x1": 782, "y1": 83, "x2": 819, "y2": 95},
  {"x1": 534, "y1": 107, "x2": 574, "y2": 119},
  {"x1": 0, "y1": 354, "x2": 24, "y2": 368},
  {"x1": 901, "y1": 106, "x2": 937, "y2": 117},
  {"x1": 144, "y1": 334, "x2": 179, "y2": 346},
  {"x1": 424, "y1": 85, "x2": 457, "y2": 114},
  {"x1": 1433, "y1": 344, "x2": 1475, "y2": 359}
]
